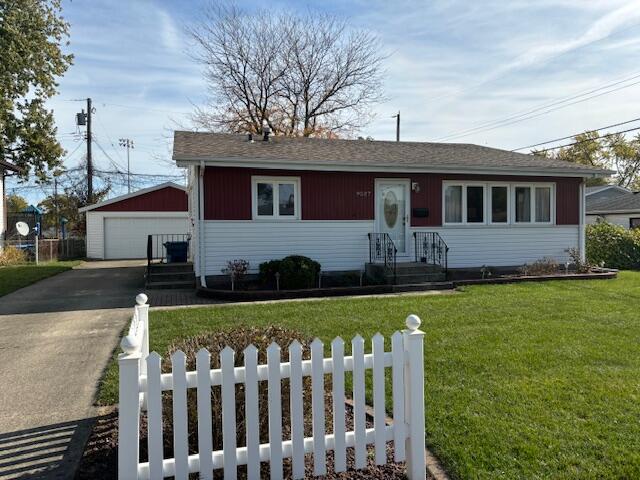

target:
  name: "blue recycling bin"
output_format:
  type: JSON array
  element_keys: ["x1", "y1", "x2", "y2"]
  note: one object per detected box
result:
[{"x1": 164, "y1": 241, "x2": 188, "y2": 263}]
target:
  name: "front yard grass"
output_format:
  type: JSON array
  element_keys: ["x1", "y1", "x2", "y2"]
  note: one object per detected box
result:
[
  {"x1": 0, "y1": 260, "x2": 81, "y2": 297},
  {"x1": 99, "y1": 272, "x2": 640, "y2": 479}
]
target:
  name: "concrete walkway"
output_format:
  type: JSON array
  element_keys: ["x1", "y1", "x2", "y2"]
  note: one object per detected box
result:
[{"x1": 0, "y1": 261, "x2": 146, "y2": 479}]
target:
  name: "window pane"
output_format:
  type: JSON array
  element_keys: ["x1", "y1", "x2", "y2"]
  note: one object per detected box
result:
[
  {"x1": 466, "y1": 186, "x2": 484, "y2": 223},
  {"x1": 631, "y1": 218, "x2": 640, "y2": 229},
  {"x1": 278, "y1": 183, "x2": 295, "y2": 216},
  {"x1": 257, "y1": 183, "x2": 273, "y2": 216},
  {"x1": 535, "y1": 187, "x2": 551, "y2": 222},
  {"x1": 491, "y1": 186, "x2": 508, "y2": 223},
  {"x1": 515, "y1": 187, "x2": 531, "y2": 222},
  {"x1": 445, "y1": 185, "x2": 462, "y2": 223}
]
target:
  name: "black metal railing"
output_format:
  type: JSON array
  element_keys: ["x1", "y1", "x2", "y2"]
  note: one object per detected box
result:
[
  {"x1": 368, "y1": 232, "x2": 397, "y2": 280},
  {"x1": 147, "y1": 233, "x2": 191, "y2": 266},
  {"x1": 413, "y1": 232, "x2": 449, "y2": 272}
]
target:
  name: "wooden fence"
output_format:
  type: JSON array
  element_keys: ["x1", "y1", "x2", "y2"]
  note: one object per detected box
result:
[{"x1": 118, "y1": 295, "x2": 426, "y2": 479}]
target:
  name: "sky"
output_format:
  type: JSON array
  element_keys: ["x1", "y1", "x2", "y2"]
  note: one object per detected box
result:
[{"x1": 8, "y1": 0, "x2": 640, "y2": 203}]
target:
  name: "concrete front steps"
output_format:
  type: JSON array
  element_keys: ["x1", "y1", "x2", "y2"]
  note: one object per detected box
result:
[
  {"x1": 146, "y1": 262, "x2": 195, "y2": 289},
  {"x1": 367, "y1": 261, "x2": 448, "y2": 286}
]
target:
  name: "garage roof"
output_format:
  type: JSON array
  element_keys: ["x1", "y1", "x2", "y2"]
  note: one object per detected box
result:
[{"x1": 79, "y1": 182, "x2": 187, "y2": 213}]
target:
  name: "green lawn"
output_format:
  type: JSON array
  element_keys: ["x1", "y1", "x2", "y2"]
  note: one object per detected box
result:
[
  {"x1": 99, "y1": 272, "x2": 640, "y2": 479},
  {"x1": 0, "y1": 261, "x2": 81, "y2": 297}
]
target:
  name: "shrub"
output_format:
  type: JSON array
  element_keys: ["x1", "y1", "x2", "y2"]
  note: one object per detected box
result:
[
  {"x1": 521, "y1": 257, "x2": 559, "y2": 276},
  {"x1": 0, "y1": 246, "x2": 28, "y2": 266},
  {"x1": 259, "y1": 255, "x2": 321, "y2": 289},
  {"x1": 586, "y1": 222, "x2": 640, "y2": 269},
  {"x1": 568, "y1": 247, "x2": 593, "y2": 274},
  {"x1": 160, "y1": 326, "x2": 313, "y2": 462},
  {"x1": 221, "y1": 259, "x2": 250, "y2": 280}
]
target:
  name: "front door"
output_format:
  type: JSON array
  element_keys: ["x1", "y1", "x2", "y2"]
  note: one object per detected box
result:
[{"x1": 375, "y1": 180, "x2": 410, "y2": 255}]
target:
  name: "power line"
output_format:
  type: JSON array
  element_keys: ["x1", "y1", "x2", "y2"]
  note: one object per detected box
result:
[
  {"x1": 100, "y1": 102, "x2": 190, "y2": 116},
  {"x1": 535, "y1": 126, "x2": 640, "y2": 154},
  {"x1": 513, "y1": 116, "x2": 640, "y2": 151},
  {"x1": 435, "y1": 71, "x2": 640, "y2": 141}
]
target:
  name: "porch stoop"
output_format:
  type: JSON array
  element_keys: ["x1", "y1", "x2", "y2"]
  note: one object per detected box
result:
[
  {"x1": 146, "y1": 262, "x2": 195, "y2": 289},
  {"x1": 366, "y1": 261, "x2": 448, "y2": 286}
]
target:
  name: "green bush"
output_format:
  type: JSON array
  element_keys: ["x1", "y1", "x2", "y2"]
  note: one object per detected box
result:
[
  {"x1": 258, "y1": 255, "x2": 321, "y2": 289},
  {"x1": 586, "y1": 222, "x2": 640, "y2": 269}
]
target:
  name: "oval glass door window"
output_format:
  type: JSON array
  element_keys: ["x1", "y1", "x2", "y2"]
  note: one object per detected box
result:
[{"x1": 384, "y1": 190, "x2": 398, "y2": 228}]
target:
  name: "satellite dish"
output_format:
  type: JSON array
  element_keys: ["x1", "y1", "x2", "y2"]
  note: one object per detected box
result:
[{"x1": 15, "y1": 221, "x2": 29, "y2": 237}]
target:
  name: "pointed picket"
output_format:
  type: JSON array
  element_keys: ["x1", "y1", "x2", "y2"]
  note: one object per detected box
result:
[
  {"x1": 391, "y1": 331, "x2": 406, "y2": 461},
  {"x1": 171, "y1": 350, "x2": 189, "y2": 480},
  {"x1": 288, "y1": 340, "x2": 305, "y2": 479},
  {"x1": 351, "y1": 335, "x2": 366, "y2": 469},
  {"x1": 197, "y1": 349, "x2": 213, "y2": 480},
  {"x1": 331, "y1": 337, "x2": 346, "y2": 473},
  {"x1": 372, "y1": 333, "x2": 386, "y2": 465},
  {"x1": 267, "y1": 342, "x2": 283, "y2": 479},
  {"x1": 310, "y1": 338, "x2": 326, "y2": 476},
  {"x1": 221, "y1": 347, "x2": 237, "y2": 479},
  {"x1": 243, "y1": 344, "x2": 260, "y2": 480},
  {"x1": 146, "y1": 352, "x2": 164, "y2": 480}
]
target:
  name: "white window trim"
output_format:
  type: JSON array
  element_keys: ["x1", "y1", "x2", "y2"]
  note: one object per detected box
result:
[
  {"x1": 442, "y1": 181, "x2": 556, "y2": 226},
  {"x1": 442, "y1": 182, "x2": 487, "y2": 226},
  {"x1": 512, "y1": 183, "x2": 555, "y2": 225},
  {"x1": 251, "y1": 176, "x2": 301, "y2": 220}
]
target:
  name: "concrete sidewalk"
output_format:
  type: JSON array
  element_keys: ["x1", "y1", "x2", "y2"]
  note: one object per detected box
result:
[{"x1": 0, "y1": 261, "x2": 145, "y2": 479}]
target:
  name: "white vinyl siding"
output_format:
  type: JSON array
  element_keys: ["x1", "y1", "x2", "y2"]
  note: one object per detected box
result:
[
  {"x1": 411, "y1": 225, "x2": 578, "y2": 268},
  {"x1": 203, "y1": 221, "x2": 373, "y2": 275},
  {"x1": 586, "y1": 213, "x2": 640, "y2": 229},
  {"x1": 200, "y1": 221, "x2": 579, "y2": 274}
]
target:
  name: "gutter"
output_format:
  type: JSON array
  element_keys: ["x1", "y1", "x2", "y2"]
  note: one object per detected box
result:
[
  {"x1": 579, "y1": 181, "x2": 586, "y2": 262},
  {"x1": 198, "y1": 161, "x2": 207, "y2": 288},
  {"x1": 174, "y1": 156, "x2": 613, "y2": 178}
]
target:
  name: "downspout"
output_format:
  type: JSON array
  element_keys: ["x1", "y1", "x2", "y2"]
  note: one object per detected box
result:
[
  {"x1": 579, "y1": 179, "x2": 586, "y2": 262},
  {"x1": 199, "y1": 162, "x2": 208, "y2": 288}
]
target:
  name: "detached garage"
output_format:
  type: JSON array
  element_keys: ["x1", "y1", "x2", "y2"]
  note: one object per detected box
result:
[{"x1": 81, "y1": 182, "x2": 189, "y2": 260}]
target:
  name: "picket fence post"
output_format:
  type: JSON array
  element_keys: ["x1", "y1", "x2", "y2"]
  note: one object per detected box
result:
[
  {"x1": 403, "y1": 314, "x2": 426, "y2": 479},
  {"x1": 118, "y1": 340, "x2": 141, "y2": 479},
  {"x1": 135, "y1": 293, "x2": 149, "y2": 411}
]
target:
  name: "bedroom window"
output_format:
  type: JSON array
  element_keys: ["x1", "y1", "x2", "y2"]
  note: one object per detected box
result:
[{"x1": 252, "y1": 177, "x2": 300, "y2": 219}]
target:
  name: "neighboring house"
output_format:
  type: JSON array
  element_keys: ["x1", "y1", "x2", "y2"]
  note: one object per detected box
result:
[
  {"x1": 1, "y1": 159, "x2": 20, "y2": 248},
  {"x1": 586, "y1": 186, "x2": 640, "y2": 229},
  {"x1": 80, "y1": 182, "x2": 188, "y2": 259},
  {"x1": 172, "y1": 132, "x2": 609, "y2": 285}
]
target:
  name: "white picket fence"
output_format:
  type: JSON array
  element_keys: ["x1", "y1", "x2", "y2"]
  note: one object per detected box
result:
[{"x1": 118, "y1": 294, "x2": 426, "y2": 480}]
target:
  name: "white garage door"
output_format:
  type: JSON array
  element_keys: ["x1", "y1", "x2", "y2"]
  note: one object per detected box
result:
[{"x1": 104, "y1": 216, "x2": 189, "y2": 259}]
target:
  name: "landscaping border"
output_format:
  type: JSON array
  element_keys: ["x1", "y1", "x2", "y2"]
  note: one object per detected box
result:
[{"x1": 197, "y1": 270, "x2": 617, "y2": 301}]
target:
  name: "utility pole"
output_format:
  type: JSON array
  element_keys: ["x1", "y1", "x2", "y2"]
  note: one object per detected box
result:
[
  {"x1": 54, "y1": 176, "x2": 59, "y2": 239},
  {"x1": 87, "y1": 97, "x2": 93, "y2": 204},
  {"x1": 119, "y1": 138, "x2": 134, "y2": 193},
  {"x1": 392, "y1": 111, "x2": 400, "y2": 142}
]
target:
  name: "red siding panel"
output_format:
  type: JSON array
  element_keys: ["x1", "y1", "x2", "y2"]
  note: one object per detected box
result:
[
  {"x1": 202, "y1": 166, "x2": 582, "y2": 226},
  {"x1": 95, "y1": 186, "x2": 187, "y2": 212}
]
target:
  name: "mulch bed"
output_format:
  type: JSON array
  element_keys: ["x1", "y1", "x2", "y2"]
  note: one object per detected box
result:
[{"x1": 76, "y1": 404, "x2": 423, "y2": 479}]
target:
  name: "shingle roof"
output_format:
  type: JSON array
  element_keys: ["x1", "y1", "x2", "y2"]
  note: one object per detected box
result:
[
  {"x1": 173, "y1": 131, "x2": 610, "y2": 176},
  {"x1": 587, "y1": 191, "x2": 640, "y2": 213}
]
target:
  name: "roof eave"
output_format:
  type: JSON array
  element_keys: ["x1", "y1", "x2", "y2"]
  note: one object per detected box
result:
[
  {"x1": 79, "y1": 181, "x2": 186, "y2": 213},
  {"x1": 173, "y1": 155, "x2": 612, "y2": 178}
]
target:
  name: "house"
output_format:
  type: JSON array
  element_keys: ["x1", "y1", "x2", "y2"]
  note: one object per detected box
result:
[
  {"x1": 172, "y1": 131, "x2": 609, "y2": 286},
  {"x1": 1, "y1": 159, "x2": 20, "y2": 248},
  {"x1": 80, "y1": 182, "x2": 189, "y2": 259},
  {"x1": 586, "y1": 185, "x2": 640, "y2": 229}
]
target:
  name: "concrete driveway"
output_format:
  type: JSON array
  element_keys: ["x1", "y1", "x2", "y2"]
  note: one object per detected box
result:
[{"x1": 0, "y1": 261, "x2": 146, "y2": 479}]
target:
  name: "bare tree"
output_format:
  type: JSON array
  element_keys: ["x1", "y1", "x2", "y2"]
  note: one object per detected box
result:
[{"x1": 187, "y1": 3, "x2": 385, "y2": 137}]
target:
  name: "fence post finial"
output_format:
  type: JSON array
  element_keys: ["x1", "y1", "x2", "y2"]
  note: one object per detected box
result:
[
  {"x1": 136, "y1": 293, "x2": 148, "y2": 305},
  {"x1": 403, "y1": 314, "x2": 426, "y2": 479}
]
